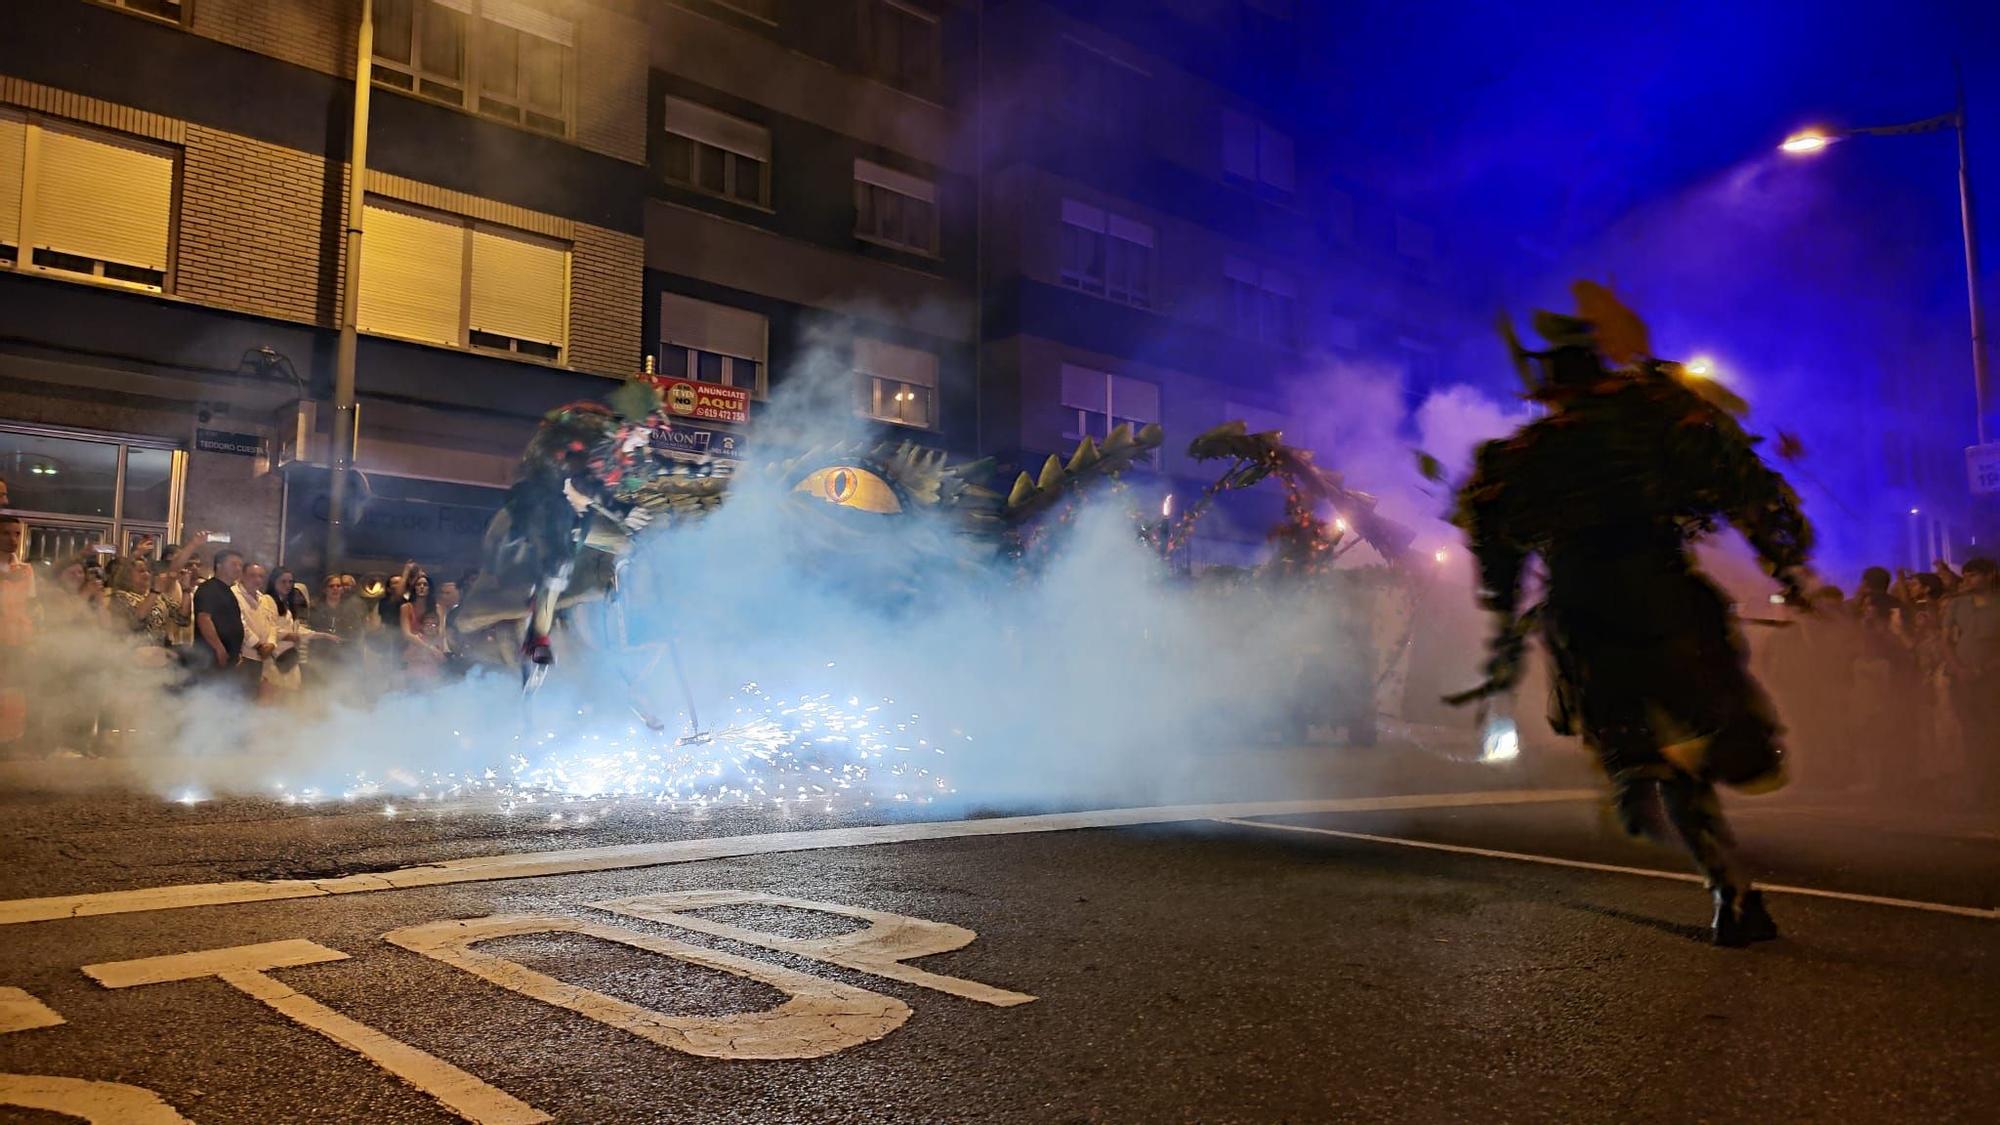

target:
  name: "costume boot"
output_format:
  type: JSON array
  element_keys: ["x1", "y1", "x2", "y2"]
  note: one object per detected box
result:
[{"x1": 1710, "y1": 885, "x2": 1778, "y2": 947}]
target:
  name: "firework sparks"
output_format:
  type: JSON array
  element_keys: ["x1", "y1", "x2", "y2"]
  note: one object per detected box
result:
[{"x1": 265, "y1": 682, "x2": 956, "y2": 816}]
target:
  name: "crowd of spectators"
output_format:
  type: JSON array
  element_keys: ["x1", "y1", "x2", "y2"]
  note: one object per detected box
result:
[
  {"x1": 1754, "y1": 558, "x2": 2000, "y2": 810},
  {"x1": 1, "y1": 514, "x2": 476, "y2": 756}
]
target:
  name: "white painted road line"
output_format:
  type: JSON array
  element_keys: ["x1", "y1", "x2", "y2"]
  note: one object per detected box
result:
[
  {"x1": 0, "y1": 1075, "x2": 194, "y2": 1124},
  {"x1": 386, "y1": 914, "x2": 912, "y2": 1061},
  {"x1": 0, "y1": 789, "x2": 1597, "y2": 926},
  {"x1": 0, "y1": 987, "x2": 64, "y2": 1034},
  {"x1": 85, "y1": 941, "x2": 551, "y2": 1125},
  {"x1": 1216, "y1": 817, "x2": 2000, "y2": 921}
]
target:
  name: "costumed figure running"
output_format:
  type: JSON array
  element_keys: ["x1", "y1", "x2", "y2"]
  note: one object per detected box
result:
[
  {"x1": 1450, "y1": 283, "x2": 1813, "y2": 947},
  {"x1": 464, "y1": 377, "x2": 672, "y2": 684}
]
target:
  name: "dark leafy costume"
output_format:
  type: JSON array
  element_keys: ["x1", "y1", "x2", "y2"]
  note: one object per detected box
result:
[{"x1": 1453, "y1": 292, "x2": 1812, "y2": 945}]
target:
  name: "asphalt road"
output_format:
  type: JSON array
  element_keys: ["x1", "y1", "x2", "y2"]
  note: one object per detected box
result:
[{"x1": 0, "y1": 740, "x2": 1994, "y2": 1124}]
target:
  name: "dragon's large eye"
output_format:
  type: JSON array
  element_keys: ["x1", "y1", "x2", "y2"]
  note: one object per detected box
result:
[{"x1": 795, "y1": 466, "x2": 902, "y2": 514}]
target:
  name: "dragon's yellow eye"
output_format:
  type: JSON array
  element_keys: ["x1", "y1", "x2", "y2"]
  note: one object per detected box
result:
[{"x1": 794, "y1": 465, "x2": 902, "y2": 514}]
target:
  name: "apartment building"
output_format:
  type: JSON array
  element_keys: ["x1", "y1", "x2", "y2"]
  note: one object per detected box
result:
[
  {"x1": 0, "y1": 0, "x2": 1477, "y2": 576},
  {"x1": 976, "y1": 0, "x2": 1481, "y2": 567},
  {"x1": 636, "y1": 0, "x2": 977, "y2": 459},
  {"x1": 0, "y1": 0, "x2": 649, "y2": 572}
]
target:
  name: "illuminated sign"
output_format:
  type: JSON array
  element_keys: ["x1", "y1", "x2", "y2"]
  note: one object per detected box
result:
[
  {"x1": 1969, "y1": 444, "x2": 2000, "y2": 495},
  {"x1": 646, "y1": 376, "x2": 750, "y2": 424}
]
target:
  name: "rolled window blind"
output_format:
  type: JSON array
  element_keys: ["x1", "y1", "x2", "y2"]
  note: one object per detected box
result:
[
  {"x1": 0, "y1": 117, "x2": 24, "y2": 249},
  {"x1": 660, "y1": 292, "x2": 766, "y2": 360},
  {"x1": 470, "y1": 225, "x2": 568, "y2": 347},
  {"x1": 482, "y1": 0, "x2": 575, "y2": 45},
  {"x1": 33, "y1": 127, "x2": 173, "y2": 271},
  {"x1": 358, "y1": 201, "x2": 465, "y2": 346},
  {"x1": 854, "y1": 338, "x2": 937, "y2": 387},
  {"x1": 661, "y1": 97, "x2": 769, "y2": 160},
  {"x1": 1110, "y1": 374, "x2": 1161, "y2": 423},
  {"x1": 1060, "y1": 363, "x2": 1108, "y2": 411}
]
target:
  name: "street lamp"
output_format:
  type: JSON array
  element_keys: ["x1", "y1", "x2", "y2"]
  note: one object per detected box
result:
[
  {"x1": 1780, "y1": 130, "x2": 1833, "y2": 154},
  {"x1": 1780, "y1": 74, "x2": 1990, "y2": 444}
]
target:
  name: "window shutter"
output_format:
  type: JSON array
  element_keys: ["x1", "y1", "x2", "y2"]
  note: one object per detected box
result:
[
  {"x1": 854, "y1": 338, "x2": 937, "y2": 387},
  {"x1": 470, "y1": 225, "x2": 568, "y2": 348},
  {"x1": 481, "y1": 0, "x2": 574, "y2": 45},
  {"x1": 1110, "y1": 375, "x2": 1161, "y2": 424},
  {"x1": 853, "y1": 158, "x2": 935, "y2": 204},
  {"x1": 0, "y1": 116, "x2": 23, "y2": 249},
  {"x1": 1107, "y1": 214, "x2": 1153, "y2": 247},
  {"x1": 661, "y1": 97, "x2": 770, "y2": 160},
  {"x1": 358, "y1": 201, "x2": 465, "y2": 346},
  {"x1": 1060, "y1": 364, "x2": 1108, "y2": 411},
  {"x1": 659, "y1": 293, "x2": 766, "y2": 361},
  {"x1": 1060, "y1": 198, "x2": 1106, "y2": 231},
  {"x1": 32, "y1": 128, "x2": 173, "y2": 271}
]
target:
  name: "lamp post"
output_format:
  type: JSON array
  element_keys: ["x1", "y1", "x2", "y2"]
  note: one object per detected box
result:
[{"x1": 1781, "y1": 71, "x2": 1989, "y2": 445}]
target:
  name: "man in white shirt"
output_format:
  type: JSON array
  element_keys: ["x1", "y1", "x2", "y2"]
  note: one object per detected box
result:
[{"x1": 234, "y1": 562, "x2": 278, "y2": 694}]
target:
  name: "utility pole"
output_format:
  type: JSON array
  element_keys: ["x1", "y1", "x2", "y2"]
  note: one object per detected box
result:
[
  {"x1": 328, "y1": 0, "x2": 374, "y2": 566},
  {"x1": 1954, "y1": 65, "x2": 1991, "y2": 445}
]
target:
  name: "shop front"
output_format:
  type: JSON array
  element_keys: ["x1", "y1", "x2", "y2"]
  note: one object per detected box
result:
[{"x1": 0, "y1": 421, "x2": 185, "y2": 562}]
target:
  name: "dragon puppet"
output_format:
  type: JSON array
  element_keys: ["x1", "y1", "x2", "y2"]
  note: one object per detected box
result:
[{"x1": 456, "y1": 373, "x2": 1167, "y2": 688}]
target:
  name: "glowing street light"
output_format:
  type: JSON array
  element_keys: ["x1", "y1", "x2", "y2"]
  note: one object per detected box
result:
[
  {"x1": 1779, "y1": 69, "x2": 1990, "y2": 444},
  {"x1": 1686, "y1": 356, "x2": 1714, "y2": 377},
  {"x1": 1779, "y1": 130, "x2": 1834, "y2": 154}
]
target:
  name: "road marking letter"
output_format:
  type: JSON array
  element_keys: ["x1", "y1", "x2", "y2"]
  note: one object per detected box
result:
[
  {"x1": 0, "y1": 987, "x2": 192, "y2": 1123},
  {"x1": 385, "y1": 913, "x2": 910, "y2": 1060},
  {"x1": 82, "y1": 940, "x2": 548, "y2": 1125},
  {"x1": 594, "y1": 890, "x2": 1036, "y2": 1007}
]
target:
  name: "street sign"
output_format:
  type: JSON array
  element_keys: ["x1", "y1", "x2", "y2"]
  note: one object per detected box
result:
[
  {"x1": 195, "y1": 428, "x2": 260, "y2": 457},
  {"x1": 1967, "y1": 443, "x2": 2000, "y2": 494},
  {"x1": 646, "y1": 376, "x2": 750, "y2": 424}
]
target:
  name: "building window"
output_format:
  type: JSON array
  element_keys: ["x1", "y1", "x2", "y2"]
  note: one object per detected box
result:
[
  {"x1": 1059, "y1": 38, "x2": 1146, "y2": 134},
  {"x1": 1221, "y1": 109, "x2": 1294, "y2": 195},
  {"x1": 1059, "y1": 199, "x2": 1153, "y2": 309},
  {"x1": 1061, "y1": 365, "x2": 1160, "y2": 466},
  {"x1": 854, "y1": 159, "x2": 938, "y2": 256},
  {"x1": 357, "y1": 198, "x2": 569, "y2": 361},
  {"x1": 1224, "y1": 258, "x2": 1296, "y2": 347},
  {"x1": 658, "y1": 292, "x2": 769, "y2": 399},
  {"x1": 859, "y1": 0, "x2": 941, "y2": 100},
  {"x1": 373, "y1": 0, "x2": 573, "y2": 138},
  {"x1": 660, "y1": 96, "x2": 771, "y2": 208},
  {"x1": 0, "y1": 114, "x2": 176, "y2": 292},
  {"x1": 0, "y1": 423, "x2": 184, "y2": 563},
  {"x1": 855, "y1": 338, "x2": 938, "y2": 429},
  {"x1": 90, "y1": 0, "x2": 188, "y2": 24}
]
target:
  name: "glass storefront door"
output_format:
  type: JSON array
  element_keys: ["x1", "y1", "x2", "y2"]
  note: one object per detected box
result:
[{"x1": 0, "y1": 423, "x2": 185, "y2": 563}]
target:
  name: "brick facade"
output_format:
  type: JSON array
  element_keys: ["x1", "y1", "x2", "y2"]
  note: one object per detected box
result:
[
  {"x1": 568, "y1": 222, "x2": 646, "y2": 377},
  {"x1": 190, "y1": 0, "x2": 359, "y2": 79},
  {"x1": 187, "y1": 0, "x2": 645, "y2": 166},
  {"x1": 178, "y1": 126, "x2": 339, "y2": 326}
]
